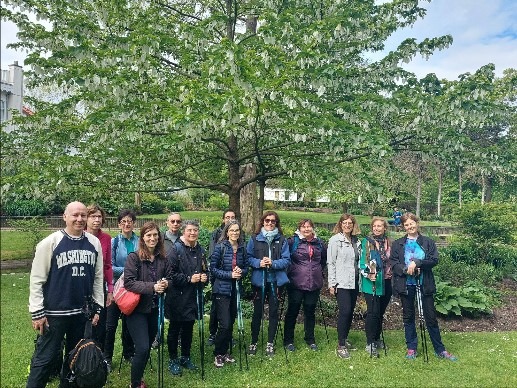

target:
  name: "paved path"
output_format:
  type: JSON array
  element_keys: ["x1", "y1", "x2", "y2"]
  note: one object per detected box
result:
[{"x1": 1, "y1": 259, "x2": 32, "y2": 272}]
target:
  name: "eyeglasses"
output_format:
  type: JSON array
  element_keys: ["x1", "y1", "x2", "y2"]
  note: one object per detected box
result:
[
  {"x1": 228, "y1": 229, "x2": 240, "y2": 233},
  {"x1": 88, "y1": 215, "x2": 103, "y2": 219},
  {"x1": 120, "y1": 219, "x2": 134, "y2": 225},
  {"x1": 264, "y1": 218, "x2": 277, "y2": 224},
  {"x1": 341, "y1": 221, "x2": 354, "y2": 226},
  {"x1": 169, "y1": 220, "x2": 182, "y2": 224}
]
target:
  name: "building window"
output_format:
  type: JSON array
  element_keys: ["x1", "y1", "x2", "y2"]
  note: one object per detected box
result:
[
  {"x1": 274, "y1": 191, "x2": 280, "y2": 200},
  {"x1": 0, "y1": 99, "x2": 6, "y2": 122}
]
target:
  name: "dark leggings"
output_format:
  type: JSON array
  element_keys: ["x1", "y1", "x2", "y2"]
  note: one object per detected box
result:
[
  {"x1": 250, "y1": 284, "x2": 283, "y2": 344},
  {"x1": 126, "y1": 309, "x2": 158, "y2": 388},
  {"x1": 167, "y1": 320, "x2": 195, "y2": 360},
  {"x1": 283, "y1": 287, "x2": 319, "y2": 345},
  {"x1": 336, "y1": 286, "x2": 359, "y2": 347},
  {"x1": 364, "y1": 280, "x2": 392, "y2": 344},
  {"x1": 213, "y1": 290, "x2": 237, "y2": 356}
]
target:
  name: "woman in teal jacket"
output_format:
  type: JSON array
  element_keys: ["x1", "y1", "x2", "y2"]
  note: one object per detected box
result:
[{"x1": 359, "y1": 217, "x2": 392, "y2": 357}]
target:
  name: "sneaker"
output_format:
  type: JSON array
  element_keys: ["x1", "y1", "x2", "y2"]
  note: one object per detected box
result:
[
  {"x1": 265, "y1": 342, "x2": 275, "y2": 357},
  {"x1": 285, "y1": 343, "x2": 295, "y2": 352},
  {"x1": 366, "y1": 343, "x2": 379, "y2": 358},
  {"x1": 405, "y1": 349, "x2": 417, "y2": 360},
  {"x1": 168, "y1": 359, "x2": 182, "y2": 376},
  {"x1": 223, "y1": 353, "x2": 236, "y2": 363},
  {"x1": 436, "y1": 350, "x2": 458, "y2": 361},
  {"x1": 248, "y1": 343, "x2": 257, "y2": 356},
  {"x1": 308, "y1": 343, "x2": 318, "y2": 351},
  {"x1": 375, "y1": 340, "x2": 385, "y2": 350},
  {"x1": 336, "y1": 345, "x2": 350, "y2": 359},
  {"x1": 345, "y1": 339, "x2": 357, "y2": 351},
  {"x1": 214, "y1": 355, "x2": 224, "y2": 368},
  {"x1": 179, "y1": 356, "x2": 198, "y2": 370},
  {"x1": 207, "y1": 334, "x2": 216, "y2": 346}
]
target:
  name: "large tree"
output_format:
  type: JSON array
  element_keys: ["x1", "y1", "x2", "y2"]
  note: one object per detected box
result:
[{"x1": 1, "y1": 0, "x2": 477, "y2": 223}]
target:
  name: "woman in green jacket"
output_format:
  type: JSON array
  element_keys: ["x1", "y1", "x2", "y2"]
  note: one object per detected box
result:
[{"x1": 359, "y1": 217, "x2": 392, "y2": 357}]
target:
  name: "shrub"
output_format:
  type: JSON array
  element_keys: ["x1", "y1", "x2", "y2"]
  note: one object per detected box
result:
[
  {"x1": 435, "y1": 251, "x2": 500, "y2": 287},
  {"x1": 140, "y1": 194, "x2": 167, "y2": 214},
  {"x1": 2, "y1": 199, "x2": 50, "y2": 216},
  {"x1": 207, "y1": 195, "x2": 228, "y2": 211},
  {"x1": 434, "y1": 279, "x2": 494, "y2": 317},
  {"x1": 163, "y1": 200, "x2": 185, "y2": 213}
]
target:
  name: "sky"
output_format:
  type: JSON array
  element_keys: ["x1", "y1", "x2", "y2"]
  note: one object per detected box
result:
[{"x1": 1, "y1": 0, "x2": 516, "y2": 80}]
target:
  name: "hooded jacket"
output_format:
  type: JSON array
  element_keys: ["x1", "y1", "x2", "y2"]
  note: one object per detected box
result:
[{"x1": 287, "y1": 231, "x2": 327, "y2": 291}]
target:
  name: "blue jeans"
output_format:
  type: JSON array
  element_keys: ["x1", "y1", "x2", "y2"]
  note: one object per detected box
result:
[{"x1": 400, "y1": 285, "x2": 445, "y2": 354}]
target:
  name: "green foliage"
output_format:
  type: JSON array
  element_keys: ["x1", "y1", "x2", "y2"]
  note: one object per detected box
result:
[
  {"x1": 2, "y1": 199, "x2": 51, "y2": 216},
  {"x1": 453, "y1": 203, "x2": 517, "y2": 244},
  {"x1": 207, "y1": 195, "x2": 229, "y2": 211},
  {"x1": 8, "y1": 218, "x2": 50, "y2": 257},
  {"x1": 140, "y1": 194, "x2": 167, "y2": 214},
  {"x1": 163, "y1": 200, "x2": 185, "y2": 213},
  {"x1": 435, "y1": 251, "x2": 500, "y2": 287},
  {"x1": 434, "y1": 279, "x2": 494, "y2": 316}
]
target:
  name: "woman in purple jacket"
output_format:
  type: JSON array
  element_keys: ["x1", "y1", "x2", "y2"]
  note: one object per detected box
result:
[{"x1": 283, "y1": 219, "x2": 327, "y2": 351}]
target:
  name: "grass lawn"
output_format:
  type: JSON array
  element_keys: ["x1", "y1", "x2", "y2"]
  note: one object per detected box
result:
[{"x1": 1, "y1": 273, "x2": 515, "y2": 387}]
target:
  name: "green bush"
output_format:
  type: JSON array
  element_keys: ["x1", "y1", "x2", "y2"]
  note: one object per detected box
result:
[
  {"x1": 163, "y1": 200, "x2": 185, "y2": 212},
  {"x1": 435, "y1": 251, "x2": 500, "y2": 287},
  {"x1": 453, "y1": 203, "x2": 517, "y2": 244},
  {"x1": 140, "y1": 194, "x2": 167, "y2": 214},
  {"x1": 207, "y1": 195, "x2": 228, "y2": 211},
  {"x1": 434, "y1": 279, "x2": 494, "y2": 317},
  {"x1": 2, "y1": 199, "x2": 51, "y2": 216}
]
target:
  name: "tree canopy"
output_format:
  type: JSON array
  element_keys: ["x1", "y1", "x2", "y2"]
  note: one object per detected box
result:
[{"x1": 2, "y1": 0, "x2": 514, "y2": 222}]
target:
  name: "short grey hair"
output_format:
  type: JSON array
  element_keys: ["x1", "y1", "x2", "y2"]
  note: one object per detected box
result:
[{"x1": 181, "y1": 220, "x2": 200, "y2": 231}]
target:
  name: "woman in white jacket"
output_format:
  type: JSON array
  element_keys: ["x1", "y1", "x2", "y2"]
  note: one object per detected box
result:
[{"x1": 327, "y1": 213, "x2": 361, "y2": 360}]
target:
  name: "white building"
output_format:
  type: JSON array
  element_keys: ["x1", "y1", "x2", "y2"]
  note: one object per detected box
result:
[
  {"x1": 264, "y1": 188, "x2": 331, "y2": 203},
  {"x1": 1, "y1": 61, "x2": 27, "y2": 132}
]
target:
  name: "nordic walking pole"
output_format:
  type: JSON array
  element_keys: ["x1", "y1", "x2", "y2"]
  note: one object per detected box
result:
[
  {"x1": 318, "y1": 295, "x2": 330, "y2": 344},
  {"x1": 154, "y1": 293, "x2": 165, "y2": 388},
  {"x1": 236, "y1": 281, "x2": 249, "y2": 370},
  {"x1": 260, "y1": 268, "x2": 266, "y2": 361},
  {"x1": 276, "y1": 287, "x2": 289, "y2": 364},
  {"x1": 196, "y1": 282, "x2": 206, "y2": 380},
  {"x1": 415, "y1": 273, "x2": 429, "y2": 362},
  {"x1": 371, "y1": 273, "x2": 380, "y2": 359}
]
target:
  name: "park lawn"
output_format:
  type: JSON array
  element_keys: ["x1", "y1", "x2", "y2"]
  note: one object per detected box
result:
[{"x1": 2, "y1": 273, "x2": 516, "y2": 387}]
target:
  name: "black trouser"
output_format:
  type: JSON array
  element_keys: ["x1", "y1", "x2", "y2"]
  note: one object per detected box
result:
[
  {"x1": 250, "y1": 283, "x2": 283, "y2": 344},
  {"x1": 364, "y1": 280, "x2": 392, "y2": 344},
  {"x1": 213, "y1": 289, "x2": 237, "y2": 356},
  {"x1": 26, "y1": 314, "x2": 86, "y2": 388},
  {"x1": 126, "y1": 309, "x2": 158, "y2": 388},
  {"x1": 167, "y1": 320, "x2": 195, "y2": 360},
  {"x1": 104, "y1": 302, "x2": 134, "y2": 362},
  {"x1": 283, "y1": 287, "x2": 320, "y2": 346},
  {"x1": 208, "y1": 293, "x2": 218, "y2": 336},
  {"x1": 400, "y1": 285, "x2": 445, "y2": 354},
  {"x1": 92, "y1": 289, "x2": 108, "y2": 351},
  {"x1": 336, "y1": 286, "x2": 359, "y2": 347}
]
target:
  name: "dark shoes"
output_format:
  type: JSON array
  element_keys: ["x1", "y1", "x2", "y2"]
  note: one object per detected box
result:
[
  {"x1": 180, "y1": 356, "x2": 198, "y2": 370},
  {"x1": 207, "y1": 334, "x2": 216, "y2": 346},
  {"x1": 285, "y1": 343, "x2": 295, "y2": 352},
  {"x1": 168, "y1": 359, "x2": 181, "y2": 376}
]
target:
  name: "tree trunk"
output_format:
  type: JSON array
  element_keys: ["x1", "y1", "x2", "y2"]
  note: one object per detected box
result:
[
  {"x1": 258, "y1": 179, "x2": 265, "y2": 217},
  {"x1": 134, "y1": 192, "x2": 141, "y2": 212},
  {"x1": 239, "y1": 164, "x2": 259, "y2": 234},
  {"x1": 458, "y1": 166, "x2": 463, "y2": 208},
  {"x1": 437, "y1": 165, "x2": 443, "y2": 218},
  {"x1": 341, "y1": 202, "x2": 348, "y2": 214},
  {"x1": 481, "y1": 173, "x2": 493, "y2": 204},
  {"x1": 416, "y1": 167, "x2": 422, "y2": 219}
]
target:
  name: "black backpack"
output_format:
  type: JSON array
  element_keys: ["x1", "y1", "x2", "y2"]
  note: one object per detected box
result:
[{"x1": 67, "y1": 320, "x2": 108, "y2": 388}]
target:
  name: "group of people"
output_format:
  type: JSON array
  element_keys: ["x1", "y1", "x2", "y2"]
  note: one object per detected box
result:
[{"x1": 26, "y1": 203, "x2": 457, "y2": 388}]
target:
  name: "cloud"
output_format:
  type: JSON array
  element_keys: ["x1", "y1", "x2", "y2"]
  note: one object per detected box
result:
[
  {"x1": 379, "y1": 0, "x2": 517, "y2": 79},
  {"x1": 2, "y1": 0, "x2": 516, "y2": 80}
]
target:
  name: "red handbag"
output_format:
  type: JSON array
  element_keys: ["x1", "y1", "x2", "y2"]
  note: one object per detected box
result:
[{"x1": 113, "y1": 274, "x2": 140, "y2": 315}]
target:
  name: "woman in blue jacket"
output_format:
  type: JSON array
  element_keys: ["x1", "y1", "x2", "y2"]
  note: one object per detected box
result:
[
  {"x1": 210, "y1": 220, "x2": 248, "y2": 367},
  {"x1": 247, "y1": 211, "x2": 290, "y2": 357},
  {"x1": 391, "y1": 213, "x2": 457, "y2": 361}
]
